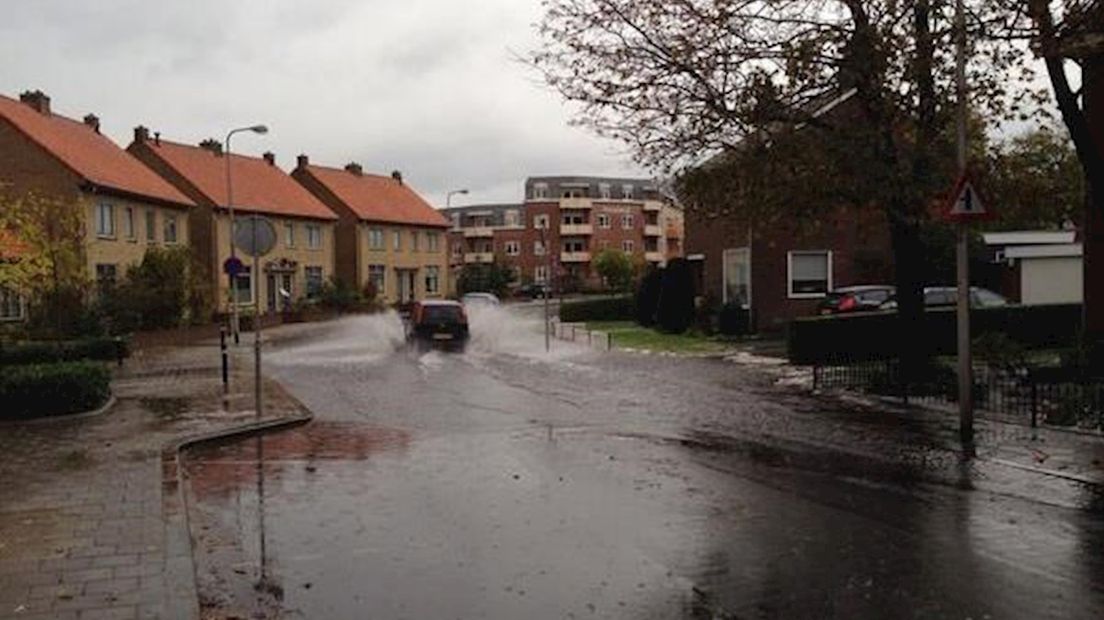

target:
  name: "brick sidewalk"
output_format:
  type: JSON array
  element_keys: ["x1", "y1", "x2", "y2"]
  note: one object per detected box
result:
[{"x1": 0, "y1": 343, "x2": 309, "y2": 620}]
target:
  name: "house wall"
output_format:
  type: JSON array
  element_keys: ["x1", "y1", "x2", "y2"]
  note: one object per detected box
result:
[
  {"x1": 1021, "y1": 256, "x2": 1083, "y2": 305},
  {"x1": 212, "y1": 213, "x2": 335, "y2": 313},
  {"x1": 84, "y1": 195, "x2": 191, "y2": 279},
  {"x1": 356, "y1": 223, "x2": 449, "y2": 303}
]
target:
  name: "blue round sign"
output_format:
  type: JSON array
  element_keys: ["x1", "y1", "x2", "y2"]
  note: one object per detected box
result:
[{"x1": 223, "y1": 256, "x2": 244, "y2": 277}]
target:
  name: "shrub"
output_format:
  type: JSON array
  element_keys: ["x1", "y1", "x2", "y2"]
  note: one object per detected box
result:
[
  {"x1": 695, "y1": 292, "x2": 719, "y2": 336},
  {"x1": 635, "y1": 267, "x2": 663, "y2": 326},
  {"x1": 26, "y1": 284, "x2": 105, "y2": 340},
  {"x1": 0, "y1": 336, "x2": 129, "y2": 366},
  {"x1": 656, "y1": 258, "x2": 695, "y2": 334},
  {"x1": 560, "y1": 296, "x2": 634, "y2": 322},
  {"x1": 0, "y1": 361, "x2": 111, "y2": 419},
  {"x1": 593, "y1": 248, "x2": 635, "y2": 292},
  {"x1": 718, "y1": 303, "x2": 750, "y2": 336},
  {"x1": 100, "y1": 246, "x2": 196, "y2": 332},
  {"x1": 317, "y1": 277, "x2": 361, "y2": 312}
]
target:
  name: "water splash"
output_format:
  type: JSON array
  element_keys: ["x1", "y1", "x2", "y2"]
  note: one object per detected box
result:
[
  {"x1": 465, "y1": 304, "x2": 586, "y2": 361},
  {"x1": 268, "y1": 311, "x2": 406, "y2": 367}
]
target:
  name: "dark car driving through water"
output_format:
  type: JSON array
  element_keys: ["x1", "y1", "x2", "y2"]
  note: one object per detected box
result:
[{"x1": 406, "y1": 300, "x2": 470, "y2": 351}]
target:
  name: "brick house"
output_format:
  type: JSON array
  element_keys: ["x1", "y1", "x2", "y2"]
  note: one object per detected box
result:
[
  {"x1": 0, "y1": 90, "x2": 196, "y2": 295},
  {"x1": 683, "y1": 91, "x2": 895, "y2": 332},
  {"x1": 128, "y1": 129, "x2": 337, "y2": 314},
  {"x1": 292, "y1": 159, "x2": 450, "y2": 305},
  {"x1": 444, "y1": 176, "x2": 685, "y2": 291},
  {"x1": 0, "y1": 231, "x2": 28, "y2": 323}
]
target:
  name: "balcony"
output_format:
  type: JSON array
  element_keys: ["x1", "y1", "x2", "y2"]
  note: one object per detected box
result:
[
  {"x1": 464, "y1": 252, "x2": 494, "y2": 264},
  {"x1": 644, "y1": 224, "x2": 662, "y2": 237},
  {"x1": 559, "y1": 197, "x2": 594, "y2": 210},
  {"x1": 560, "y1": 223, "x2": 593, "y2": 236},
  {"x1": 645, "y1": 251, "x2": 665, "y2": 263},
  {"x1": 560, "y1": 251, "x2": 591, "y2": 263},
  {"x1": 643, "y1": 201, "x2": 662, "y2": 212},
  {"x1": 463, "y1": 227, "x2": 495, "y2": 238}
]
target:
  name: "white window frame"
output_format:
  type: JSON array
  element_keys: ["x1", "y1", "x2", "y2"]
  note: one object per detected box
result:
[
  {"x1": 0, "y1": 287, "x2": 25, "y2": 322},
  {"x1": 427, "y1": 232, "x2": 439, "y2": 253},
  {"x1": 597, "y1": 213, "x2": 610, "y2": 229},
  {"x1": 96, "y1": 203, "x2": 115, "y2": 238},
  {"x1": 534, "y1": 240, "x2": 546, "y2": 256},
  {"x1": 722, "y1": 247, "x2": 752, "y2": 308},
  {"x1": 535, "y1": 265, "x2": 549, "y2": 283},
  {"x1": 234, "y1": 266, "x2": 253, "y2": 305},
  {"x1": 393, "y1": 230, "x2": 402, "y2": 251},
  {"x1": 285, "y1": 222, "x2": 296, "y2": 248},
  {"x1": 622, "y1": 184, "x2": 634, "y2": 199},
  {"x1": 598, "y1": 184, "x2": 611, "y2": 199},
  {"x1": 505, "y1": 210, "x2": 520, "y2": 227},
  {"x1": 622, "y1": 240, "x2": 634, "y2": 253},
  {"x1": 621, "y1": 214, "x2": 633, "y2": 230},
  {"x1": 307, "y1": 225, "x2": 322, "y2": 249},
  {"x1": 451, "y1": 242, "x2": 462, "y2": 257},
  {"x1": 123, "y1": 207, "x2": 135, "y2": 240},
  {"x1": 368, "y1": 264, "x2": 387, "y2": 295},
  {"x1": 146, "y1": 209, "x2": 157, "y2": 242},
  {"x1": 533, "y1": 183, "x2": 549, "y2": 199},
  {"x1": 533, "y1": 214, "x2": 550, "y2": 230},
  {"x1": 504, "y1": 240, "x2": 520, "y2": 256},
  {"x1": 424, "y1": 266, "x2": 440, "y2": 295},
  {"x1": 368, "y1": 227, "x2": 385, "y2": 250},
  {"x1": 305, "y1": 266, "x2": 324, "y2": 296},
  {"x1": 411, "y1": 231, "x2": 420, "y2": 252},
  {"x1": 164, "y1": 215, "x2": 178, "y2": 244},
  {"x1": 787, "y1": 250, "x2": 833, "y2": 299},
  {"x1": 564, "y1": 239, "x2": 585, "y2": 253}
]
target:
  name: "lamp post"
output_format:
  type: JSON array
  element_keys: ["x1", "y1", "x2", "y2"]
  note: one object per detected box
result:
[
  {"x1": 446, "y1": 189, "x2": 469, "y2": 208},
  {"x1": 225, "y1": 124, "x2": 268, "y2": 344}
]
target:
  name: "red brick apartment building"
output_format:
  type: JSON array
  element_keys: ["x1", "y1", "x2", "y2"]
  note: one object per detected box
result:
[{"x1": 444, "y1": 176, "x2": 684, "y2": 290}]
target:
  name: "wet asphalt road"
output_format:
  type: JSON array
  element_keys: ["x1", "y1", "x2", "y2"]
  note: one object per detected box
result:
[{"x1": 182, "y1": 306, "x2": 1104, "y2": 619}]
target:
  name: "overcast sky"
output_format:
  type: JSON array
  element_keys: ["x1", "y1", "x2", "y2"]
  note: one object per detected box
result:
[{"x1": 0, "y1": 0, "x2": 648, "y2": 208}]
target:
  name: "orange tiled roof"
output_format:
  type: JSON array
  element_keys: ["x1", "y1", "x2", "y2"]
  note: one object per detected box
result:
[
  {"x1": 142, "y1": 140, "x2": 337, "y2": 221},
  {"x1": 0, "y1": 94, "x2": 193, "y2": 207},
  {"x1": 303, "y1": 165, "x2": 448, "y2": 228}
]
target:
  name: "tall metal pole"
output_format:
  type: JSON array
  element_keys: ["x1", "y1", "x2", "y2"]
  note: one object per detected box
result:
[
  {"x1": 253, "y1": 220, "x2": 263, "y2": 420},
  {"x1": 540, "y1": 226, "x2": 550, "y2": 352},
  {"x1": 954, "y1": 0, "x2": 974, "y2": 449},
  {"x1": 225, "y1": 131, "x2": 240, "y2": 345}
]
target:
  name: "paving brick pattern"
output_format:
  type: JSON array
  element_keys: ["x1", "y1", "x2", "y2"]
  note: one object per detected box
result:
[{"x1": 0, "y1": 342, "x2": 307, "y2": 619}]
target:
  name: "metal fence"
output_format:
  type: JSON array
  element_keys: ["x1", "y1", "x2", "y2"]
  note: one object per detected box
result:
[
  {"x1": 553, "y1": 322, "x2": 614, "y2": 352},
  {"x1": 813, "y1": 359, "x2": 1104, "y2": 430}
]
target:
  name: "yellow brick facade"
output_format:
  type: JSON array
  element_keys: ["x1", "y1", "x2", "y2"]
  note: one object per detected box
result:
[
  {"x1": 357, "y1": 223, "x2": 449, "y2": 304},
  {"x1": 83, "y1": 195, "x2": 191, "y2": 281},
  {"x1": 212, "y1": 212, "x2": 336, "y2": 314}
]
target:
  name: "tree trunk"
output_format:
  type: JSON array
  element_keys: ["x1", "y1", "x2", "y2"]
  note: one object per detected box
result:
[{"x1": 1082, "y1": 54, "x2": 1104, "y2": 367}]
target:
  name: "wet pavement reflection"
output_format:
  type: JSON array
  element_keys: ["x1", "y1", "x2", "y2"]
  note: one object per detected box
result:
[{"x1": 183, "y1": 311, "x2": 1104, "y2": 619}]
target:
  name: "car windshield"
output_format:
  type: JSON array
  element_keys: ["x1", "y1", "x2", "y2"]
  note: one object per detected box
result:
[{"x1": 422, "y1": 305, "x2": 463, "y2": 323}]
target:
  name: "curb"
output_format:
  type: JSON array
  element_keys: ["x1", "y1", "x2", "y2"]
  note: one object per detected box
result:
[
  {"x1": 0, "y1": 395, "x2": 118, "y2": 426},
  {"x1": 159, "y1": 392, "x2": 314, "y2": 619},
  {"x1": 982, "y1": 457, "x2": 1104, "y2": 488}
]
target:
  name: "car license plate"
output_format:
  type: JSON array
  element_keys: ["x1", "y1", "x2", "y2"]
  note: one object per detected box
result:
[{"x1": 433, "y1": 333, "x2": 453, "y2": 341}]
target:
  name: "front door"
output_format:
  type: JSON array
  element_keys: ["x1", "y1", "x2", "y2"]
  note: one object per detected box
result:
[
  {"x1": 280, "y1": 273, "x2": 293, "y2": 311},
  {"x1": 266, "y1": 274, "x2": 277, "y2": 313},
  {"x1": 723, "y1": 248, "x2": 751, "y2": 308},
  {"x1": 396, "y1": 269, "x2": 417, "y2": 304}
]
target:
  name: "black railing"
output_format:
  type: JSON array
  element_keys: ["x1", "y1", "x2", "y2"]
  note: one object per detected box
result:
[{"x1": 813, "y1": 359, "x2": 1104, "y2": 431}]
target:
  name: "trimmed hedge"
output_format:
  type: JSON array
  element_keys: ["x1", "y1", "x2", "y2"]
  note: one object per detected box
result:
[
  {"x1": 788, "y1": 304, "x2": 1082, "y2": 365},
  {"x1": 559, "y1": 296, "x2": 635, "y2": 323},
  {"x1": 0, "y1": 361, "x2": 112, "y2": 419},
  {"x1": 0, "y1": 337, "x2": 130, "y2": 366}
]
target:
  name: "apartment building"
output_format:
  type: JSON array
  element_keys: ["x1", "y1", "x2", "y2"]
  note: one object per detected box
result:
[
  {"x1": 128, "y1": 129, "x2": 337, "y2": 314},
  {"x1": 0, "y1": 91, "x2": 195, "y2": 294},
  {"x1": 444, "y1": 176, "x2": 683, "y2": 290},
  {"x1": 292, "y1": 159, "x2": 450, "y2": 304}
]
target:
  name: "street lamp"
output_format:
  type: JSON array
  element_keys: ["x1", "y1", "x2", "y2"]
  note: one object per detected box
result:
[
  {"x1": 225, "y1": 124, "x2": 268, "y2": 344},
  {"x1": 446, "y1": 188, "x2": 469, "y2": 208}
]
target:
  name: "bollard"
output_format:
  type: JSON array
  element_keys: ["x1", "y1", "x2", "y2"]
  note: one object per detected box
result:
[
  {"x1": 220, "y1": 326, "x2": 229, "y2": 394},
  {"x1": 608, "y1": 332, "x2": 613, "y2": 351}
]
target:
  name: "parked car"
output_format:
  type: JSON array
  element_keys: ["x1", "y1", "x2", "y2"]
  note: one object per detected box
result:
[
  {"x1": 879, "y1": 286, "x2": 1009, "y2": 310},
  {"x1": 516, "y1": 282, "x2": 551, "y2": 299},
  {"x1": 461, "y1": 292, "x2": 501, "y2": 307},
  {"x1": 406, "y1": 300, "x2": 470, "y2": 351},
  {"x1": 817, "y1": 285, "x2": 896, "y2": 315}
]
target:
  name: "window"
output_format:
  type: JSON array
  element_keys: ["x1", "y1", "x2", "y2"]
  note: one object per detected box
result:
[
  {"x1": 788, "y1": 251, "x2": 832, "y2": 297},
  {"x1": 285, "y1": 222, "x2": 296, "y2": 247},
  {"x1": 451, "y1": 242, "x2": 462, "y2": 257},
  {"x1": 532, "y1": 183, "x2": 549, "y2": 199},
  {"x1": 305, "y1": 266, "x2": 324, "y2": 297},
  {"x1": 533, "y1": 214, "x2": 549, "y2": 229},
  {"x1": 598, "y1": 184, "x2": 611, "y2": 199},
  {"x1": 411, "y1": 231, "x2": 420, "y2": 252},
  {"x1": 368, "y1": 265, "x2": 386, "y2": 296},
  {"x1": 562, "y1": 213, "x2": 585, "y2": 225},
  {"x1": 124, "y1": 207, "x2": 135, "y2": 240},
  {"x1": 307, "y1": 225, "x2": 322, "y2": 249},
  {"x1": 146, "y1": 209, "x2": 156, "y2": 242},
  {"x1": 0, "y1": 287, "x2": 24, "y2": 321},
  {"x1": 621, "y1": 214, "x2": 634, "y2": 229},
  {"x1": 723, "y1": 248, "x2": 751, "y2": 307},
  {"x1": 622, "y1": 184, "x2": 634, "y2": 199},
  {"x1": 393, "y1": 230, "x2": 402, "y2": 251},
  {"x1": 451, "y1": 213, "x2": 460, "y2": 230},
  {"x1": 504, "y1": 241, "x2": 520, "y2": 256},
  {"x1": 505, "y1": 210, "x2": 520, "y2": 227},
  {"x1": 564, "y1": 239, "x2": 585, "y2": 253},
  {"x1": 427, "y1": 232, "x2": 440, "y2": 253},
  {"x1": 622, "y1": 240, "x2": 634, "y2": 253},
  {"x1": 597, "y1": 213, "x2": 610, "y2": 229},
  {"x1": 424, "y1": 266, "x2": 440, "y2": 295},
  {"x1": 234, "y1": 266, "x2": 253, "y2": 304},
  {"x1": 534, "y1": 240, "x2": 546, "y2": 256},
  {"x1": 95, "y1": 264, "x2": 117, "y2": 292},
  {"x1": 599, "y1": 240, "x2": 610, "y2": 250},
  {"x1": 164, "y1": 215, "x2": 178, "y2": 244},
  {"x1": 96, "y1": 203, "x2": 115, "y2": 237},
  {"x1": 368, "y1": 227, "x2": 385, "y2": 250},
  {"x1": 535, "y1": 265, "x2": 549, "y2": 283},
  {"x1": 562, "y1": 188, "x2": 584, "y2": 198}
]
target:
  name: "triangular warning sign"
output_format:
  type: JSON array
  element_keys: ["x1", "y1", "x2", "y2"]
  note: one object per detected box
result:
[{"x1": 944, "y1": 173, "x2": 994, "y2": 222}]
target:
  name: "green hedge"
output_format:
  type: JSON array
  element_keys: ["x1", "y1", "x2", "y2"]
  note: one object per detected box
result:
[
  {"x1": 0, "y1": 361, "x2": 112, "y2": 419},
  {"x1": 788, "y1": 304, "x2": 1082, "y2": 365},
  {"x1": 0, "y1": 337, "x2": 130, "y2": 366},
  {"x1": 559, "y1": 296, "x2": 635, "y2": 323}
]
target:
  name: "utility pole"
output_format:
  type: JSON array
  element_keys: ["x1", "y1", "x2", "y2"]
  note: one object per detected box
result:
[
  {"x1": 954, "y1": 0, "x2": 974, "y2": 450},
  {"x1": 539, "y1": 225, "x2": 551, "y2": 352}
]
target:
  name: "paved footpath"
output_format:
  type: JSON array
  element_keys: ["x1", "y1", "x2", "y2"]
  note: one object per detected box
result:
[{"x1": 0, "y1": 341, "x2": 309, "y2": 620}]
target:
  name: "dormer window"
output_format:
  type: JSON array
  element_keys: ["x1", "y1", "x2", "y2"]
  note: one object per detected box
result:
[{"x1": 533, "y1": 183, "x2": 549, "y2": 199}]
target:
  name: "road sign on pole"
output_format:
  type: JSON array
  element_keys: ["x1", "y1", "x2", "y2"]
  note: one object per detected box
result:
[{"x1": 944, "y1": 173, "x2": 993, "y2": 223}]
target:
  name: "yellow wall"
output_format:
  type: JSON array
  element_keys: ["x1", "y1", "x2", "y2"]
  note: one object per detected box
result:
[
  {"x1": 84, "y1": 195, "x2": 191, "y2": 279},
  {"x1": 212, "y1": 213, "x2": 336, "y2": 314},
  {"x1": 357, "y1": 223, "x2": 450, "y2": 303}
]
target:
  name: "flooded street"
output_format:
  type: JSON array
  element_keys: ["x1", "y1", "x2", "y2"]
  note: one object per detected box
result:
[{"x1": 183, "y1": 305, "x2": 1104, "y2": 619}]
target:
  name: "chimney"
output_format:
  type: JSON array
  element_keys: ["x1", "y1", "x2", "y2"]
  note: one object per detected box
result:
[
  {"x1": 263, "y1": 152, "x2": 276, "y2": 166},
  {"x1": 296, "y1": 154, "x2": 309, "y2": 169},
  {"x1": 82, "y1": 114, "x2": 100, "y2": 133},
  {"x1": 391, "y1": 170, "x2": 403, "y2": 185},
  {"x1": 199, "y1": 138, "x2": 223, "y2": 156},
  {"x1": 344, "y1": 162, "x2": 363, "y2": 175},
  {"x1": 154, "y1": 132, "x2": 161, "y2": 146},
  {"x1": 19, "y1": 90, "x2": 51, "y2": 115},
  {"x1": 133, "y1": 125, "x2": 150, "y2": 144}
]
